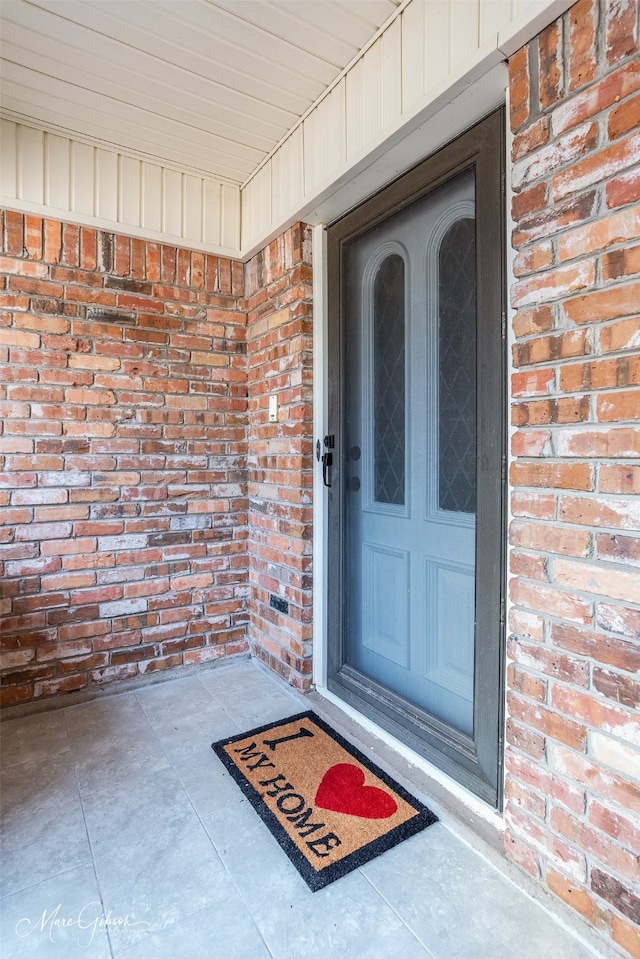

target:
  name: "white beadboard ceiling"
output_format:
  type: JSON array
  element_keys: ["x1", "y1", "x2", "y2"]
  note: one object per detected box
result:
[{"x1": 0, "y1": 0, "x2": 402, "y2": 185}]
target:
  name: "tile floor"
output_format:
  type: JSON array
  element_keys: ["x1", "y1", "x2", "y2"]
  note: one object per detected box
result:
[{"x1": 0, "y1": 659, "x2": 605, "y2": 959}]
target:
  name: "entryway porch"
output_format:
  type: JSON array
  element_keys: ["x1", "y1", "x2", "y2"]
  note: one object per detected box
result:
[{"x1": 1, "y1": 660, "x2": 604, "y2": 959}]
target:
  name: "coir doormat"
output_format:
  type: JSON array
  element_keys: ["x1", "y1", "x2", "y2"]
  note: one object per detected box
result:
[{"x1": 212, "y1": 710, "x2": 437, "y2": 891}]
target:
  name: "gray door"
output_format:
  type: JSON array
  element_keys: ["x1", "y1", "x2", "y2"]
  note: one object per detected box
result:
[
  {"x1": 327, "y1": 112, "x2": 505, "y2": 807},
  {"x1": 344, "y1": 169, "x2": 476, "y2": 737}
]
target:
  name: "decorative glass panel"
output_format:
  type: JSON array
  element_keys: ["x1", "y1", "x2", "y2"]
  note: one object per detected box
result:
[
  {"x1": 438, "y1": 218, "x2": 476, "y2": 513},
  {"x1": 373, "y1": 254, "x2": 405, "y2": 505}
]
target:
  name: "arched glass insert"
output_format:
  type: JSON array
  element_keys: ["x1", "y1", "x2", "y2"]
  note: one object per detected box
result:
[
  {"x1": 373, "y1": 253, "x2": 405, "y2": 505},
  {"x1": 438, "y1": 218, "x2": 476, "y2": 513}
]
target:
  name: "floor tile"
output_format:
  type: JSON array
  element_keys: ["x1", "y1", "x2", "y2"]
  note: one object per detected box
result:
[
  {"x1": 202, "y1": 798, "x2": 309, "y2": 919},
  {"x1": 66, "y1": 695, "x2": 172, "y2": 793},
  {"x1": 255, "y1": 869, "x2": 435, "y2": 959},
  {"x1": 135, "y1": 676, "x2": 221, "y2": 727},
  {"x1": 0, "y1": 756, "x2": 92, "y2": 898},
  {"x1": 153, "y1": 709, "x2": 244, "y2": 816},
  {"x1": 82, "y1": 766, "x2": 236, "y2": 949},
  {"x1": 362, "y1": 823, "x2": 597, "y2": 959},
  {"x1": 198, "y1": 663, "x2": 304, "y2": 728},
  {"x1": 113, "y1": 889, "x2": 272, "y2": 959},
  {"x1": 0, "y1": 865, "x2": 111, "y2": 959},
  {"x1": 0, "y1": 711, "x2": 69, "y2": 769}
]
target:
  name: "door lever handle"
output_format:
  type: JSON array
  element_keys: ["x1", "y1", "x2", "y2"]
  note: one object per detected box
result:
[{"x1": 322, "y1": 451, "x2": 333, "y2": 488}]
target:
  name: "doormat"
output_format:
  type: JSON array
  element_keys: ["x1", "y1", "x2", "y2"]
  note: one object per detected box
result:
[{"x1": 212, "y1": 710, "x2": 437, "y2": 891}]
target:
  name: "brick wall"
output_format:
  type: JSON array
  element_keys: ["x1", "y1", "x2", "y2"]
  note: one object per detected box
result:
[
  {"x1": 245, "y1": 224, "x2": 314, "y2": 689},
  {"x1": 0, "y1": 211, "x2": 248, "y2": 705},
  {"x1": 507, "y1": 2, "x2": 640, "y2": 957}
]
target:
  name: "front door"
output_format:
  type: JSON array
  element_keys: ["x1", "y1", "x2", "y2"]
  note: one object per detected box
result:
[{"x1": 326, "y1": 112, "x2": 505, "y2": 806}]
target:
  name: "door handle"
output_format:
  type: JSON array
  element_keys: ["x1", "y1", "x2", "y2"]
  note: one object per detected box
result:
[
  {"x1": 320, "y1": 434, "x2": 335, "y2": 488},
  {"x1": 322, "y1": 451, "x2": 333, "y2": 487}
]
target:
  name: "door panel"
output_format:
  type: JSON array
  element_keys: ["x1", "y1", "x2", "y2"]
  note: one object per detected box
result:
[
  {"x1": 327, "y1": 110, "x2": 506, "y2": 807},
  {"x1": 344, "y1": 170, "x2": 476, "y2": 737}
]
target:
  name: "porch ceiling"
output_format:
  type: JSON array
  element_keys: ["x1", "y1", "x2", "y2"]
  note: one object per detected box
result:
[{"x1": 0, "y1": 0, "x2": 401, "y2": 184}]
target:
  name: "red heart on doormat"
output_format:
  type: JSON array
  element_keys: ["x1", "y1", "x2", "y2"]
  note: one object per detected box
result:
[{"x1": 315, "y1": 763, "x2": 398, "y2": 819}]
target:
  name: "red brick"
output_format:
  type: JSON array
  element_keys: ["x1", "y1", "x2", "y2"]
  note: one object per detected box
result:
[
  {"x1": 596, "y1": 388, "x2": 640, "y2": 422},
  {"x1": 508, "y1": 690, "x2": 587, "y2": 749},
  {"x1": 564, "y1": 282, "x2": 640, "y2": 324},
  {"x1": 551, "y1": 684, "x2": 639, "y2": 744},
  {"x1": 589, "y1": 798, "x2": 640, "y2": 851},
  {"x1": 512, "y1": 117, "x2": 550, "y2": 161},
  {"x1": 513, "y1": 122, "x2": 598, "y2": 192},
  {"x1": 4, "y1": 211, "x2": 24, "y2": 255},
  {"x1": 510, "y1": 461, "x2": 592, "y2": 491},
  {"x1": 603, "y1": 242, "x2": 640, "y2": 280},
  {"x1": 560, "y1": 355, "x2": 640, "y2": 391},
  {"x1": 606, "y1": 168, "x2": 640, "y2": 207},
  {"x1": 0, "y1": 684, "x2": 32, "y2": 707},
  {"x1": 606, "y1": 0, "x2": 639, "y2": 64},
  {"x1": 61, "y1": 223, "x2": 79, "y2": 267},
  {"x1": 596, "y1": 603, "x2": 640, "y2": 641},
  {"x1": 512, "y1": 182, "x2": 548, "y2": 222},
  {"x1": 538, "y1": 20, "x2": 564, "y2": 109},
  {"x1": 551, "y1": 618, "x2": 640, "y2": 675},
  {"x1": 512, "y1": 260, "x2": 594, "y2": 308},
  {"x1": 507, "y1": 662, "x2": 547, "y2": 702},
  {"x1": 552, "y1": 806, "x2": 640, "y2": 882},
  {"x1": 80, "y1": 228, "x2": 97, "y2": 271},
  {"x1": 505, "y1": 775, "x2": 547, "y2": 819},
  {"x1": 552, "y1": 58, "x2": 640, "y2": 136},
  {"x1": 546, "y1": 866, "x2": 599, "y2": 922},
  {"x1": 504, "y1": 828, "x2": 540, "y2": 878},
  {"x1": 559, "y1": 205, "x2": 640, "y2": 261},
  {"x1": 506, "y1": 718, "x2": 546, "y2": 758},
  {"x1": 568, "y1": 0, "x2": 597, "y2": 91},
  {"x1": 506, "y1": 804, "x2": 586, "y2": 881},
  {"x1": 509, "y1": 46, "x2": 530, "y2": 131},
  {"x1": 612, "y1": 914, "x2": 640, "y2": 959},
  {"x1": 553, "y1": 131, "x2": 640, "y2": 201},
  {"x1": 548, "y1": 741, "x2": 639, "y2": 812},
  {"x1": 595, "y1": 529, "x2": 640, "y2": 565},
  {"x1": 591, "y1": 869, "x2": 640, "y2": 925},
  {"x1": 511, "y1": 429, "x2": 552, "y2": 457},
  {"x1": 560, "y1": 494, "x2": 640, "y2": 530},
  {"x1": 510, "y1": 578, "x2": 592, "y2": 623}
]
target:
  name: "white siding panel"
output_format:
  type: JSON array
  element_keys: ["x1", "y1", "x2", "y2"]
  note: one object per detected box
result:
[
  {"x1": 450, "y1": 1, "x2": 480, "y2": 72},
  {"x1": 183, "y1": 174, "x2": 203, "y2": 243},
  {"x1": 203, "y1": 179, "x2": 221, "y2": 247},
  {"x1": 241, "y1": 164, "x2": 271, "y2": 252},
  {"x1": 425, "y1": 1, "x2": 451, "y2": 92},
  {"x1": 304, "y1": 84, "x2": 345, "y2": 196},
  {"x1": 70, "y1": 140, "x2": 95, "y2": 216},
  {"x1": 272, "y1": 126, "x2": 303, "y2": 223},
  {"x1": 0, "y1": 120, "x2": 18, "y2": 201},
  {"x1": 480, "y1": 0, "x2": 512, "y2": 46},
  {"x1": 95, "y1": 148, "x2": 119, "y2": 222},
  {"x1": 162, "y1": 168, "x2": 182, "y2": 237},
  {"x1": 402, "y1": 0, "x2": 426, "y2": 112},
  {"x1": 381, "y1": 15, "x2": 402, "y2": 131},
  {"x1": 1, "y1": 122, "x2": 239, "y2": 256},
  {"x1": 120, "y1": 156, "x2": 141, "y2": 227},
  {"x1": 46, "y1": 134, "x2": 70, "y2": 211},
  {"x1": 221, "y1": 182, "x2": 240, "y2": 250},
  {"x1": 362, "y1": 37, "x2": 383, "y2": 147},
  {"x1": 345, "y1": 56, "x2": 365, "y2": 162},
  {"x1": 17, "y1": 125, "x2": 44, "y2": 205},
  {"x1": 141, "y1": 162, "x2": 162, "y2": 234}
]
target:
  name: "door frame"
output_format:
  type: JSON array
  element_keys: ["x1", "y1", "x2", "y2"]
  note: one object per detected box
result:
[{"x1": 323, "y1": 110, "x2": 507, "y2": 809}]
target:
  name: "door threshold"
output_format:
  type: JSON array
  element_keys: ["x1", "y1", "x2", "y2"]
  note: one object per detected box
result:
[{"x1": 309, "y1": 683, "x2": 504, "y2": 857}]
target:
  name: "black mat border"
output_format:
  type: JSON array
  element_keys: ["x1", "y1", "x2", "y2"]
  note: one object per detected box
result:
[{"x1": 212, "y1": 709, "x2": 438, "y2": 891}]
